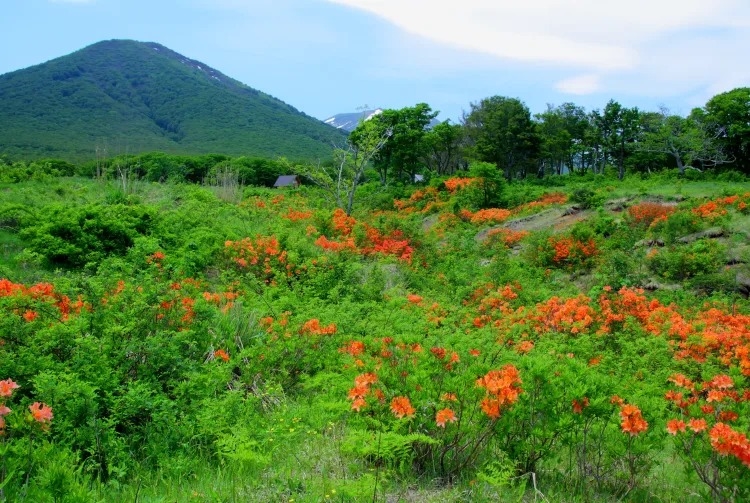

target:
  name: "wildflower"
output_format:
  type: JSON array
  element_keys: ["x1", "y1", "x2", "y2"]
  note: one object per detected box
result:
[
  {"x1": 441, "y1": 393, "x2": 458, "y2": 402},
  {"x1": 666, "y1": 419, "x2": 686, "y2": 435},
  {"x1": 620, "y1": 404, "x2": 648, "y2": 436},
  {"x1": 572, "y1": 397, "x2": 589, "y2": 414},
  {"x1": 435, "y1": 408, "x2": 458, "y2": 427},
  {"x1": 214, "y1": 349, "x2": 230, "y2": 362},
  {"x1": 688, "y1": 418, "x2": 708, "y2": 433},
  {"x1": 390, "y1": 396, "x2": 416, "y2": 419},
  {"x1": 29, "y1": 402, "x2": 53, "y2": 424},
  {"x1": 0, "y1": 379, "x2": 19, "y2": 398},
  {"x1": 0, "y1": 405, "x2": 10, "y2": 416},
  {"x1": 341, "y1": 340, "x2": 365, "y2": 356},
  {"x1": 351, "y1": 397, "x2": 366, "y2": 412},
  {"x1": 22, "y1": 310, "x2": 38, "y2": 322},
  {"x1": 708, "y1": 374, "x2": 734, "y2": 390}
]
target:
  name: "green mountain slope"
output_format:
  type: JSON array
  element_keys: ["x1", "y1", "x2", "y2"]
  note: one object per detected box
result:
[{"x1": 0, "y1": 39, "x2": 344, "y2": 161}]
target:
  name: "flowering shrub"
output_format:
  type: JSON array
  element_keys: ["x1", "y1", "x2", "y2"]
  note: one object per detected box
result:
[
  {"x1": 627, "y1": 202, "x2": 676, "y2": 227},
  {"x1": 223, "y1": 235, "x2": 289, "y2": 283}
]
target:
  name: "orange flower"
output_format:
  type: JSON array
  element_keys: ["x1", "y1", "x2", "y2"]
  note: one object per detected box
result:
[
  {"x1": 435, "y1": 408, "x2": 458, "y2": 427},
  {"x1": 22, "y1": 310, "x2": 38, "y2": 322},
  {"x1": 0, "y1": 405, "x2": 10, "y2": 417},
  {"x1": 441, "y1": 393, "x2": 458, "y2": 402},
  {"x1": 620, "y1": 404, "x2": 648, "y2": 436},
  {"x1": 390, "y1": 396, "x2": 416, "y2": 419},
  {"x1": 572, "y1": 397, "x2": 589, "y2": 414},
  {"x1": 351, "y1": 397, "x2": 366, "y2": 412},
  {"x1": 689, "y1": 418, "x2": 708, "y2": 433},
  {"x1": 516, "y1": 340, "x2": 534, "y2": 354},
  {"x1": 708, "y1": 374, "x2": 734, "y2": 390},
  {"x1": 341, "y1": 340, "x2": 365, "y2": 356},
  {"x1": 354, "y1": 373, "x2": 378, "y2": 388},
  {"x1": 666, "y1": 419, "x2": 686, "y2": 435},
  {"x1": 29, "y1": 402, "x2": 53, "y2": 424},
  {"x1": 406, "y1": 294, "x2": 423, "y2": 304},
  {"x1": 0, "y1": 379, "x2": 19, "y2": 398},
  {"x1": 480, "y1": 398, "x2": 501, "y2": 419},
  {"x1": 213, "y1": 349, "x2": 230, "y2": 362}
]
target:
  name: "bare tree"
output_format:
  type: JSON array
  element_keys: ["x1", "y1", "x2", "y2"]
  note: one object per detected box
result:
[{"x1": 288, "y1": 120, "x2": 392, "y2": 215}]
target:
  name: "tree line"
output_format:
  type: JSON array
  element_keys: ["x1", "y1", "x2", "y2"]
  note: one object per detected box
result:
[{"x1": 342, "y1": 87, "x2": 750, "y2": 183}]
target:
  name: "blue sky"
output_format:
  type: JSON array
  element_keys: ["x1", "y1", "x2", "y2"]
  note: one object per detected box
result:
[{"x1": 2, "y1": 0, "x2": 749, "y2": 123}]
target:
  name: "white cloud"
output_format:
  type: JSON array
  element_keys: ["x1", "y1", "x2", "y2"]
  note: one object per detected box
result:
[
  {"x1": 324, "y1": 1, "x2": 748, "y2": 70},
  {"x1": 555, "y1": 74, "x2": 601, "y2": 95}
]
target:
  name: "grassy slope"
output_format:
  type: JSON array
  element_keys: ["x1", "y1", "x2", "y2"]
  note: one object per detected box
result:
[{"x1": 1, "y1": 173, "x2": 750, "y2": 502}]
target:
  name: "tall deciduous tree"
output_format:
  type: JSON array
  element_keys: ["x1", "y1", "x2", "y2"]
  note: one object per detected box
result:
[
  {"x1": 701, "y1": 87, "x2": 750, "y2": 173},
  {"x1": 421, "y1": 121, "x2": 465, "y2": 175},
  {"x1": 361, "y1": 103, "x2": 438, "y2": 184},
  {"x1": 535, "y1": 103, "x2": 590, "y2": 175},
  {"x1": 463, "y1": 96, "x2": 540, "y2": 180},
  {"x1": 639, "y1": 108, "x2": 726, "y2": 175}
]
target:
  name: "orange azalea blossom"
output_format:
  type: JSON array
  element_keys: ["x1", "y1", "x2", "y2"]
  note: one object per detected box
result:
[
  {"x1": 341, "y1": 340, "x2": 365, "y2": 356},
  {"x1": 441, "y1": 393, "x2": 458, "y2": 402},
  {"x1": 627, "y1": 202, "x2": 676, "y2": 227},
  {"x1": 390, "y1": 396, "x2": 416, "y2": 419},
  {"x1": 689, "y1": 418, "x2": 708, "y2": 433},
  {"x1": 406, "y1": 294, "x2": 423, "y2": 304},
  {"x1": 0, "y1": 379, "x2": 19, "y2": 398},
  {"x1": 299, "y1": 319, "x2": 337, "y2": 336},
  {"x1": 572, "y1": 397, "x2": 589, "y2": 414},
  {"x1": 22, "y1": 310, "x2": 38, "y2": 322},
  {"x1": 667, "y1": 419, "x2": 686, "y2": 435},
  {"x1": 668, "y1": 374, "x2": 695, "y2": 390},
  {"x1": 516, "y1": 340, "x2": 535, "y2": 354},
  {"x1": 708, "y1": 374, "x2": 734, "y2": 389},
  {"x1": 620, "y1": 404, "x2": 648, "y2": 436},
  {"x1": 476, "y1": 365, "x2": 522, "y2": 419},
  {"x1": 443, "y1": 177, "x2": 475, "y2": 193},
  {"x1": 709, "y1": 423, "x2": 750, "y2": 466},
  {"x1": 29, "y1": 402, "x2": 53, "y2": 424},
  {"x1": 354, "y1": 373, "x2": 378, "y2": 388},
  {"x1": 435, "y1": 408, "x2": 458, "y2": 427},
  {"x1": 213, "y1": 349, "x2": 230, "y2": 362}
]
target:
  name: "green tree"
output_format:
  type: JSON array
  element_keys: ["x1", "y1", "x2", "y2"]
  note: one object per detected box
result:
[
  {"x1": 463, "y1": 96, "x2": 540, "y2": 180},
  {"x1": 535, "y1": 103, "x2": 590, "y2": 176},
  {"x1": 361, "y1": 103, "x2": 437, "y2": 184},
  {"x1": 701, "y1": 87, "x2": 750, "y2": 172},
  {"x1": 639, "y1": 108, "x2": 726, "y2": 175},
  {"x1": 421, "y1": 121, "x2": 465, "y2": 175}
]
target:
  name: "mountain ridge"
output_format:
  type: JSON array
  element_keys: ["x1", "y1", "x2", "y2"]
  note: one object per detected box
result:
[{"x1": 0, "y1": 39, "x2": 345, "y2": 161}]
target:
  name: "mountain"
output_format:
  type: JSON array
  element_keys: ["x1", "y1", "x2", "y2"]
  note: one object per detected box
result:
[
  {"x1": 324, "y1": 109, "x2": 384, "y2": 132},
  {"x1": 324, "y1": 108, "x2": 442, "y2": 132},
  {"x1": 0, "y1": 40, "x2": 346, "y2": 162}
]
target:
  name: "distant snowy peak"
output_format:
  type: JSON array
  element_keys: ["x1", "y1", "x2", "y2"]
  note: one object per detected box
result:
[
  {"x1": 324, "y1": 108, "x2": 442, "y2": 132},
  {"x1": 323, "y1": 109, "x2": 383, "y2": 132}
]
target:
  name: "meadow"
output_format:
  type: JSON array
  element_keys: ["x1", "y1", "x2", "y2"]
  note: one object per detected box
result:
[{"x1": 1, "y1": 167, "x2": 749, "y2": 502}]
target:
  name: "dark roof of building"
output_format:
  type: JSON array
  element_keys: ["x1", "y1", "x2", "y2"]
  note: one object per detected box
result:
[{"x1": 273, "y1": 175, "x2": 300, "y2": 187}]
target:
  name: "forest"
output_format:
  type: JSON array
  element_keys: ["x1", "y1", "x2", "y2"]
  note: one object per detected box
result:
[{"x1": 0, "y1": 88, "x2": 749, "y2": 502}]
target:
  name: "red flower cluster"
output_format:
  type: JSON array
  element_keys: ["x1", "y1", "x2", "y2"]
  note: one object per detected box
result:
[
  {"x1": 443, "y1": 177, "x2": 475, "y2": 193},
  {"x1": 628, "y1": 202, "x2": 676, "y2": 227},
  {"x1": 620, "y1": 403, "x2": 648, "y2": 436},
  {"x1": 476, "y1": 365, "x2": 522, "y2": 419},
  {"x1": 299, "y1": 318, "x2": 337, "y2": 336},
  {"x1": 224, "y1": 236, "x2": 289, "y2": 283}
]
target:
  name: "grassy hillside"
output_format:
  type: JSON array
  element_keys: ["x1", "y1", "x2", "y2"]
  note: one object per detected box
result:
[
  {"x1": 0, "y1": 40, "x2": 345, "y2": 161},
  {"x1": 1, "y1": 170, "x2": 750, "y2": 501}
]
